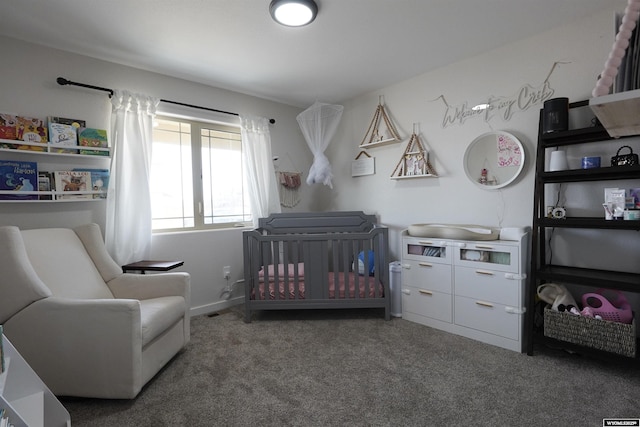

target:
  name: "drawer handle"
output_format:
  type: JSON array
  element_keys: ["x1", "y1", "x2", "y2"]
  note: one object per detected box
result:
[
  {"x1": 401, "y1": 289, "x2": 411, "y2": 295},
  {"x1": 418, "y1": 240, "x2": 446, "y2": 247},
  {"x1": 418, "y1": 290, "x2": 433, "y2": 296},
  {"x1": 475, "y1": 270, "x2": 494, "y2": 276},
  {"x1": 418, "y1": 262, "x2": 433, "y2": 267},
  {"x1": 475, "y1": 301, "x2": 494, "y2": 308},
  {"x1": 505, "y1": 306, "x2": 526, "y2": 315},
  {"x1": 474, "y1": 244, "x2": 494, "y2": 249},
  {"x1": 402, "y1": 263, "x2": 411, "y2": 269}
]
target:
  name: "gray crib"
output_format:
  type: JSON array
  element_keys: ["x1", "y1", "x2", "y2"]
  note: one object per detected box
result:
[{"x1": 242, "y1": 211, "x2": 390, "y2": 322}]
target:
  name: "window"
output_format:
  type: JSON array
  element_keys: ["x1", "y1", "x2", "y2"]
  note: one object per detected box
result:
[{"x1": 150, "y1": 116, "x2": 251, "y2": 231}]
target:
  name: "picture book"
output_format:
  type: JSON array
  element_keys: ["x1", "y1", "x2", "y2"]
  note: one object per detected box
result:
[
  {"x1": 16, "y1": 116, "x2": 47, "y2": 142},
  {"x1": 53, "y1": 170, "x2": 91, "y2": 200},
  {"x1": 73, "y1": 168, "x2": 109, "y2": 198},
  {"x1": 48, "y1": 122, "x2": 77, "y2": 153},
  {"x1": 0, "y1": 160, "x2": 38, "y2": 200},
  {"x1": 38, "y1": 171, "x2": 53, "y2": 200},
  {"x1": 16, "y1": 116, "x2": 47, "y2": 151},
  {"x1": 0, "y1": 113, "x2": 17, "y2": 141},
  {"x1": 48, "y1": 116, "x2": 86, "y2": 128},
  {"x1": 78, "y1": 128, "x2": 108, "y2": 156}
]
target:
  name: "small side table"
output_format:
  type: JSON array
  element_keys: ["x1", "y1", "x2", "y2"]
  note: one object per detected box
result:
[{"x1": 122, "y1": 260, "x2": 184, "y2": 274}]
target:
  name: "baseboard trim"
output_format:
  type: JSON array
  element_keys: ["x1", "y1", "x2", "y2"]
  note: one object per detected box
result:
[{"x1": 190, "y1": 296, "x2": 243, "y2": 317}]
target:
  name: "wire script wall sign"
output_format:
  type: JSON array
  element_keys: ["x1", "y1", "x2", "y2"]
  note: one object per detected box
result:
[{"x1": 435, "y1": 62, "x2": 565, "y2": 128}]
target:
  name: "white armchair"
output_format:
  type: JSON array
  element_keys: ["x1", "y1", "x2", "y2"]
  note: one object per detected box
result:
[{"x1": 0, "y1": 223, "x2": 190, "y2": 399}]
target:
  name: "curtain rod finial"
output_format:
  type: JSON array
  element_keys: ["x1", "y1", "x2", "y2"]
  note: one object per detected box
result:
[{"x1": 56, "y1": 77, "x2": 70, "y2": 86}]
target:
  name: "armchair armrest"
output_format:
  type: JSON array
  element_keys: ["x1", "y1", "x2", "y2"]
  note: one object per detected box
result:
[
  {"x1": 4, "y1": 297, "x2": 145, "y2": 398},
  {"x1": 107, "y1": 272, "x2": 190, "y2": 303}
]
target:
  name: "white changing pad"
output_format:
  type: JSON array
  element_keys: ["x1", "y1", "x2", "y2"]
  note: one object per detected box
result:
[{"x1": 407, "y1": 224, "x2": 500, "y2": 240}]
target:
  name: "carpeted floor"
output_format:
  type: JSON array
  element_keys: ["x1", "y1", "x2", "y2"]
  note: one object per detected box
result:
[{"x1": 61, "y1": 306, "x2": 639, "y2": 426}]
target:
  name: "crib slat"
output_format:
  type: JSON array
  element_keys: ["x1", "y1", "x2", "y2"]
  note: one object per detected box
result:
[
  {"x1": 363, "y1": 239, "x2": 371, "y2": 299},
  {"x1": 331, "y1": 239, "x2": 339, "y2": 300},
  {"x1": 373, "y1": 233, "x2": 382, "y2": 298},
  {"x1": 292, "y1": 239, "x2": 301, "y2": 300},
  {"x1": 343, "y1": 239, "x2": 352, "y2": 299}
]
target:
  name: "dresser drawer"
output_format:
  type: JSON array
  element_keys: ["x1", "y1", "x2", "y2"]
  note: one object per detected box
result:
[
  {"x1": 454, "y1": 266, "x2": 521, "y2": 306},
  {"x1": 453, "y1": 241, "x2": 519, "y2": 273},
  {"x1": 454, "y1": 295, "x2": 520, "y2": 340},
  {"x1": 402, "y1": 285, "x2": 452, "y2": 323},
  {"x1": 401, "y1": 260, "x2": 452, "y2": 294},
  {"x1": 403, "y1": 237, "x2": 451, "y2": 264}
]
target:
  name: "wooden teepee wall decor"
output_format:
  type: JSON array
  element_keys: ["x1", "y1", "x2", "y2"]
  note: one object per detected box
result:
[
  {"x1": 391, "y1": 131, "x2": 438, "y2": 179},
  {"x1": 359, "y1": 97, "x2": 402, "y2": 148}
]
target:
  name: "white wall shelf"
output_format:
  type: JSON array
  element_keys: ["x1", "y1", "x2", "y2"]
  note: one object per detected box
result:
[
  {"x1": 589, "y1": 89, "x2": 640, "y2": 138},
  {"x1": 0, "y1": 190, "x2": 106, "y2": 202},
  {"x1": 358, "y1": 138, "x2": 400, "y2": 149},
  {"x1": 1, "y1": 137, "x2": 110, "y2": 203},
  {"x1": 390, "y1": 174, "x2": 437, "y2": 180},
  {"x1": 0, "y1": 138, "x2": 110, "y2": 157}
]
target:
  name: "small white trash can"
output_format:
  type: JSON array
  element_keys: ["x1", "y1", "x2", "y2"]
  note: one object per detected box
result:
[{"x1": 389, "y1": 261, "x2": 402, "y2": 317}]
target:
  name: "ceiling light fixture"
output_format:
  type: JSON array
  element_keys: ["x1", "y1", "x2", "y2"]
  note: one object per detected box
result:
[{"x1": 270, "y1": 0, "x2": 318, "y2": 27}]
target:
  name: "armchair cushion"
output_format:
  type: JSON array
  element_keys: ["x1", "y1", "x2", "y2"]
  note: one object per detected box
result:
[
  {"x1": 21, "y1": 227, "x2": 114, "y2": 299},
  {"x1": 0, "y1": 226, "x2": 51, "y2": 324},
  {"x1": 140, "y1": 296, "x2": 186, "y2": 346}
]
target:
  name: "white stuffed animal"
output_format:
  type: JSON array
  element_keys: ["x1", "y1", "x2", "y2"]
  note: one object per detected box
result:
[{"x1": 537, "y1": 283, "x2": 578, "y2": 311}]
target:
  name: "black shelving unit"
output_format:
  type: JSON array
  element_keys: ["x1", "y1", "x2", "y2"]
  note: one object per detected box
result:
[{"x1": 525, "y1": 102, "x2": 640, "y2": 359}]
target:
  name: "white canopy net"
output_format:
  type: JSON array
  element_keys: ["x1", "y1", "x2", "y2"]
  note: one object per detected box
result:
[{"x1": 296, "y1": 101, "x2": 344, "y2": 188}]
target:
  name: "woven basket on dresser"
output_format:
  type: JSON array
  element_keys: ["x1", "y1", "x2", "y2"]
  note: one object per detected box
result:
[{"x1": 544, "y1": 307, "x2": 637, "y2": 358}]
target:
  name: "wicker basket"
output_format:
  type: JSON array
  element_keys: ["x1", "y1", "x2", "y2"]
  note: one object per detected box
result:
[{"x1": 544, "y1": 307, "x2": 637, "y2": 358}]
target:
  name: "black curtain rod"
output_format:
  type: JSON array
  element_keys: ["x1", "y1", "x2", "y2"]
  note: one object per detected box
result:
[{"x1": 56, "y1": 77, "x2": 275, "y2": 124}]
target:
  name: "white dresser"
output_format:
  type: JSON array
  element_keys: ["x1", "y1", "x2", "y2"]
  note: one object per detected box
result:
[{"x1": 400, "y1": 229, "x2": 528, "y2": 352}]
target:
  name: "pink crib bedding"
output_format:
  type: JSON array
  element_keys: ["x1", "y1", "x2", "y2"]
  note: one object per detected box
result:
[{"x1": 255, "y1": 263, "x2": 383, "y2": 300}]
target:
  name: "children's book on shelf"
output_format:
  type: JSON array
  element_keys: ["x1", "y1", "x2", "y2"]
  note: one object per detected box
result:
[
  {"x1": 0, "y1": 113, "x2": 17, "y2": 143},
  {"x1": 0, "y1": 160, "x2": 38, "y2": 200},
  {"x1": 38, "y1": 171, "x2": 53, "y2": 200},
  {"x1": 16, "y1": 116, "x2": 47, "y2": 151},
  {"x1": 47, "y1": 116, "x2": 86, "y2": 128},
  {"x1": 78, "y1": 128, "x2": 108, "y2": 155},
  {"x1": 53, "y1": 170, "x2": 91, "y2": 200},
  {"x1": 48, "y1": 122, "x2": 77, "y2": 153},
  {"x1": 73, "y1": 168, "x2": 109, "y2": 198}
]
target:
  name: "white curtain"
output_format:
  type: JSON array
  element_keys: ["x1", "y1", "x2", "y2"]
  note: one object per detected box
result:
[
  {"x1": 296, "y1": 101, "x2": 344, "y2": 189},
  {"x1": 240, "y1": 115, "x2": 281, "y2": 228},
  {"x1": 105, "y1": 90, "x2": 159, "y2": 265}
]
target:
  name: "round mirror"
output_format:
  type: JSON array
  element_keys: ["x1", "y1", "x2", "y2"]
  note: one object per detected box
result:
[{"x1": 463, "y1": 131, "x2": 525, "y2": 190}]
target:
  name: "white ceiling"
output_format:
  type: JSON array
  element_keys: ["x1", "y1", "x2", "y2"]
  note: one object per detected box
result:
[{"x1": 0, "y1": 0, "x2": 615, "y2": 108}]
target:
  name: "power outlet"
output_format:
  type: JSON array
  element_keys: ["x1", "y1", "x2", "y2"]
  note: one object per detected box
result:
[{"x1": 223, "y1": 266, "x2": 231, "y2": 280}]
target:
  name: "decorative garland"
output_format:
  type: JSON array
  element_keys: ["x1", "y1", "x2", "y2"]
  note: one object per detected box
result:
[{"x1": 593, "y1": 0, "x2": 640, "y2": 97}]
